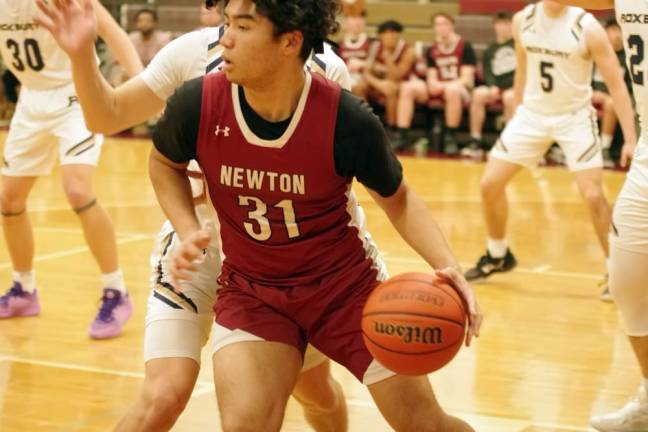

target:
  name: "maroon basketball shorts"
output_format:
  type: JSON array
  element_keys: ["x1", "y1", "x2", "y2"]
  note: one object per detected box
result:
[{"x1": 213, "y1": 260, "x2": 396, "y2": 385}]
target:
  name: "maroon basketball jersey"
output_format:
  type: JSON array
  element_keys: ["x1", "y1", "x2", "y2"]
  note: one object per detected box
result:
[
  {"x1": 196, "y1": 73, "x2": 373, "y2": 286},
  {"x1": 428, "y1": 38, "x2": 467, "y2": 82},
  {"x1": 369, "y1": 39, "x2": 408, "y2": 79},
  {"x1": 338, "y1": 34, "x2": 372, "y2": 64}
]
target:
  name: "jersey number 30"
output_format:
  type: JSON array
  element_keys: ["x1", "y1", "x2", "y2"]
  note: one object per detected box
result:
[
  {"x1": 239, "y1": 196, "x2": 300, "y2": 241},
  {"x1": 6, "y1": 38, "x2": 45, "y2": 72}
]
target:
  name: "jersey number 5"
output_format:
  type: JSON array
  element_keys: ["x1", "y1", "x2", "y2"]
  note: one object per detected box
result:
[
  {"x1": 239, "y1": 196, "x2": 300, "y2": 241},
  {"x1": 540, "y1": 61, "x2": 554, "y2": 93},
  {"x1": 6, "y1": 38, "x2": 45, "y2": 72},
  {"x1": 628, "y1": 34, "x2": 644, "y2": 86}
]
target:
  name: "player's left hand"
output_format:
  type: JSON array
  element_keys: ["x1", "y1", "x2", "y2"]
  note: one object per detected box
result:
[
  {"x1": 435, "y1": 267, "x2": 482, "y2": 347},
  {"x1": 168, "y1": 224, "x2": 213, "y2": 292},
  {"x1": 620, "y1": 141, "x2": 636, "y2": 169},
  {"x1": 34, "y1": 0, "x2": 98, "y2": 59}
]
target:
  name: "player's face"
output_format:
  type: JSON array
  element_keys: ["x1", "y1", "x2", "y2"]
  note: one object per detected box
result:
[
  {"x1": 493, "y1": 18, "x2": 512, "y2": 42},
  {"x1": 379, "y1": 30, "x2": 400, "y2": 50},
  {"x1": 433, "y1": 16, "x2": 454, "y2": 40},
  {"x1": 345, "y1": 16, "x2": 365, "y2": 35},
  {"x1": 221, "y1": 0, "x2": 297, "y2": 86},
  {"x1": 136, "y1": 13, "x2": 156, "y2": 35}
]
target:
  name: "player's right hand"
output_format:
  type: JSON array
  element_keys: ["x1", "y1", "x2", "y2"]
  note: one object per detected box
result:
[
  {"x1": 34, "y1": 0, "x2": 98, "y2": 59},
  {"x1": 169, "y1": 226, "x2": 213, "y2": 292},
  {"x1": 620, "y1": 141, "x2": 637, "y2": 169}
]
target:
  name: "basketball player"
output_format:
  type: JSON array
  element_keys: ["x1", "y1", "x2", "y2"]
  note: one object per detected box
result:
[
  {"x1": 363, "y1": 20, "x2": 416, "y2": 132},
  {"x1": 464, "y1": 1, "x2": 637, "y2": 302},
  {"x1": 0, "y1": 0, "x2": 142, "y2": 339},
  {"x1": 36, "y1": 1, "x2": 352, "y2": 430},
  {"x1": 393, "y1": 12, "x2": 477, "y2": 154},
  {"x1": 553, "y1": 0, "x2": 648, "y2": 430},
  {"x1": 338, "y1": 12, "x2": 372, "y2": 98},
  {"x1": 150, "y1": 0, "x2": 482, "y2": 431}
]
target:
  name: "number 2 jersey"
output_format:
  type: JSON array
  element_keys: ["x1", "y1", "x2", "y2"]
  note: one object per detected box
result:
[
  {"x1": 615, "y1": 0, "x2": 648, "y2": 223},
  {"x1": 0, "y1": 0, "x2": 77, "y2": 90},
  {"x1": 617, "y1": 0, "x2": 648, "y2": 151},
  {"x1": 519, "y1": 3, "x2": 596, "y2": 115},
  {"x1": 153, "y1": 73, "x2": 402, "y2": 286}
]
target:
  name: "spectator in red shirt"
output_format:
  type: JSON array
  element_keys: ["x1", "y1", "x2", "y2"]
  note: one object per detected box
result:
[
  {"x1": 364, "y1": 20, "x2": 417, "y2": 133},
  {"x1": 427, "y1": 13, "x2": 477, "y2": 154},
  {"x1": 338, "y1": 12, "x2": 373, "y2": 98}
]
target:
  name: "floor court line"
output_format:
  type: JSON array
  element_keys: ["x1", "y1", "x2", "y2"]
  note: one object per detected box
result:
[
  {"x1": 0, "y1": 234, "x2": 154, "y2": 270},
  {"x1": 0, "y1": 354, "x2": 213, "y2": 388},
  {"x1": 383, "y1": 256, "x2": 602, "y2": 280},
  {"x1": 0, "y1": 352, "x2": 593, "y2": 431}
]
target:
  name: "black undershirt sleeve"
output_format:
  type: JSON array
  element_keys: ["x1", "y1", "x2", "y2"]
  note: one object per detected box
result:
[
  {"x1": 462, "y1": 42, "x2": 477, "y2": 66},
  {"x1": 333, "y1": 90, "x2": 403, "y2": 197},
  {"x1": 152, "y1": 77, "x2": 203, "y2": 164}
]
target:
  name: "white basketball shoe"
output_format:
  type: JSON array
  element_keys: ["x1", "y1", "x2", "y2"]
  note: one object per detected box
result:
[{"x1": 591, "y1": 385, "x2": 648, "y2": 431}]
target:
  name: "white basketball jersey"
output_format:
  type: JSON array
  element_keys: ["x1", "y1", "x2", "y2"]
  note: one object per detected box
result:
[
  {"x1": 616, "y1": 0, "x2": 648, "y2": 152},
  {"x1": 520, "y1": 3, "x2": 595, "y2": 114},
  {"x1": 0, "y1": 0, "x2": 75, "y2": 90}
]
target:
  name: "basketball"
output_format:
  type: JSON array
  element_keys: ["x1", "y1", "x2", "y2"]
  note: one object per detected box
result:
[{"x1": 362, "y1": 273, "x2": 467, "y2": 375}]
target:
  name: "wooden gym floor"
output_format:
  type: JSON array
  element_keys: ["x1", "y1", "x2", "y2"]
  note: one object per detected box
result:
[{"x1": 0, "y1": 133, "x2": 639, "y2": 431}]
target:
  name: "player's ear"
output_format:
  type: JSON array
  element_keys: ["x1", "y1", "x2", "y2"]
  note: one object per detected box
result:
[{"x1": 281, "y1": 30, "x2": 304, "y2": 58}]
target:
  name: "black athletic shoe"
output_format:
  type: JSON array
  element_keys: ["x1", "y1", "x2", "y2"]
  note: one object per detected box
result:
[
  {"x1": 444, "y1": 134, "x2": 459, "y2": 155},
  {"x1": 464, "y1": 249, "x2": 517, "y2": 281}
]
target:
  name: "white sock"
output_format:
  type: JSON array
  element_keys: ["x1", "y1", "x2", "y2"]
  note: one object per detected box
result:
[
  {"x1": 471, "y1": 133, "x2": 482, "y2": 140},
  {"x1": 601, "y1": 133, "x2": 613, "y2": 150},
  {"x1": 487, "y1": 238, "x2": 508, "y2": 259},
  {"x1": 102, "y1": 270, "x2": 126, "y2": 293},
  {"x1": 13, "y1": 270, "x2": 35, "y2": 293}
]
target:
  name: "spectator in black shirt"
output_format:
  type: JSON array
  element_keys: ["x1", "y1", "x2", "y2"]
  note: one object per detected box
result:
[{"x1": 464, "y1": 11, "x2": 516, "y2": 156}]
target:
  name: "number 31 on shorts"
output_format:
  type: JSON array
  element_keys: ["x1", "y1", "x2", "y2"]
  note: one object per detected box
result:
[{"x1": 238, "y1": 195, "x2": 300, "y2": 241}]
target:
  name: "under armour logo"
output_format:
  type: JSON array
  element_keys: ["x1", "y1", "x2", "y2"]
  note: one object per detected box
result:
[{"x1": 215, "y1": 125, "x2": 230, "y2": 137}]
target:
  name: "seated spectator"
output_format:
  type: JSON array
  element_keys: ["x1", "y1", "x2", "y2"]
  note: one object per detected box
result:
[
  {"x1": 464, "y1": 11, "x2": 516, "y2": 156},
  {"x1": 338, "y1": 12, "x2": 373, "y2": 98},
  {"x1": 129, "y1": 9, "x2": 172, "y2": 67},
  {"x1": 364, "y1": 20, "x2": 417, "y2": 133},
  {"x1": 394, "y1": 12, "x2": 476, "y2": 154},
  {"x1": 591, "y1": 17, "x2": 631, "y2": 166},
  {"x1": 199, "y1": 2, "x2": 223, "y2": 28}
]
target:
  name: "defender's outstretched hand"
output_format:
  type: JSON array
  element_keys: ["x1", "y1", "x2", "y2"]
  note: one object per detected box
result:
[
  {"x1": 35, "y1": 0, "x2": 97, "y2": 58},
  {"x1": 168, "y1": 226, "x2": 213, "y2": 292}
]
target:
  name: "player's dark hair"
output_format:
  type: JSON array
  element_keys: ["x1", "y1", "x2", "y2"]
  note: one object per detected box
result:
[
  {"x1": 135, "y1": 8, "x2": 158, "y2": 22},
  {"x1": 224, "y1": 0, "x2": 340, "y2": 61},
  {"x1": 377, "y1": 20, "x2": 404, "y2": 34},
  {"x1": 432, "y1": 12, "x2": 455, "y2": 25},
  {"x1": 495, "y1": 10, "x2": 512, "y2": 21}
]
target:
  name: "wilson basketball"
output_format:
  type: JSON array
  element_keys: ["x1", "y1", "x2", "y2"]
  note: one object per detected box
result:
[{"x1": 362, "y1": 273, "x2": 466, "y2": 375}]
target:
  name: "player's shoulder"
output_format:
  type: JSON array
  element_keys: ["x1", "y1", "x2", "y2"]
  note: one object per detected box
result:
[
  {"x1": 168, "y1": 26, "x2": 218, "y2": 50},
  {"x1": 313, "y1": 44, "x2": 345, "y2": 73},
  {"x1": 337, "y1": 90, "x2": 382, "y2": 132},
  {"x1": 168, "y1": 76, "x2": 205, "y2": 108}
]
